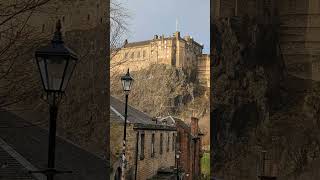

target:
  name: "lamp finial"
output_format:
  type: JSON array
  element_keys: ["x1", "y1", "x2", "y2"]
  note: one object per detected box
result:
[{"x1": 52, "y1": 19, "x2": 63, "y2": 44}]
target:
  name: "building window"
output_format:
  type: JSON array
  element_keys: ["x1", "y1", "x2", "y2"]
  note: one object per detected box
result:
[
  {"x1": 151, "y1": 133, "x2": 155, "y2": 157},
  {"x1": 87, "y1": 14, "x2": 90, "y2": 21},
  {"x1": 100, "y1": 18, "x2": 103, "y2": 23},
  {"x1": 160, "y1": 133, "x2": 163, "y2": 154},
  {"x1": 167, "y1": 133, "x2": 170, "y2": 152},
  {"x1": 140, "y1": 133, "x2": 145, "y2": 160}
]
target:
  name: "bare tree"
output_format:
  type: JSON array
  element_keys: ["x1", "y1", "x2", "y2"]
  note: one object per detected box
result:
[
  {"x1": 110, "y1": 0, "x2": 129, "y2": 55},
  {"x1": 109, "y1": 0, "x2": 131, "y2": 76},
  {"x1": 0, "y1": 0, "x2": 58, "y2": 109}
]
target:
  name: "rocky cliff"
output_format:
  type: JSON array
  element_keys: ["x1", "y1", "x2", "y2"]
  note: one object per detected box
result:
[
  {"x1": 211, "y1": 17, "x2": 320, "y2": 180},
  {"x1": 110, "y1": 64, "x2": 210, "y2": 145}
]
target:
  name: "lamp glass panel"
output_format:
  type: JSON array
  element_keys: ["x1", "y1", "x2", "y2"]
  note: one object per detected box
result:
[
  {"x1": 37, "y1": 57, "x2": 48, "y2": 90},
  {"x1": 46, "y1": 56, "x2": 67, "y2": 91},
  {"x1": 61, "y1": 58, "x2": 76, "y2": 91},
  {"x1": 122, "y1": 79, "x2": 132, "y2": 91}
]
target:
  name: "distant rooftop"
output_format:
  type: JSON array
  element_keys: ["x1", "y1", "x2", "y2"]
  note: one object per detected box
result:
[{"x1": 110, "y1": 96, "x2": 176, "y2": 131}]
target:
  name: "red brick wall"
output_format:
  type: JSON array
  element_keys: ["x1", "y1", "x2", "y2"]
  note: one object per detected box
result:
[{"x1": 176, "y1": 117, "x2": 203, "y2": 180}]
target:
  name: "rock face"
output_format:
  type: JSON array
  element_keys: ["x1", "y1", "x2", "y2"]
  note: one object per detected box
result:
[
  {"x1": 212, "y1": 16, "x2": 320, "y2": 180},
  {"x1": 211, "y1": 17, "x2": 287, "y2": 179},
  {"x1": 110, "y1": 64, "x2": 210, "y2": 144}
]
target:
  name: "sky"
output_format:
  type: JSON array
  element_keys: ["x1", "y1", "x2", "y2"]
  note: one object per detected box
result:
[{"x1": 119, "y1": 0, "x2": 210, "y2": 53}]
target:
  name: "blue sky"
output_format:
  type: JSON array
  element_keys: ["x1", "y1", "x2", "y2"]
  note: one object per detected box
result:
[{"x1": 119, "y1": 0, "x2": 210, "y2": 53}]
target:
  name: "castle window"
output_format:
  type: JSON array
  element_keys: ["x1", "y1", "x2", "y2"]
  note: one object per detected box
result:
[
  {"x1": 167, "y1": 133, "x2": 170, "y2": 152},
  {"x1": 151, "y1": 133, "x2": 155, "y2": 157},
  {"x1": 160, "y1": 133, "x2": 163, "y2": 154},
  {"x1": 41, "y1": 24, "x2": 45, "y2": 33},
  {"x1": 140, "y1": 133, "x2": 145, "y2": 160}
]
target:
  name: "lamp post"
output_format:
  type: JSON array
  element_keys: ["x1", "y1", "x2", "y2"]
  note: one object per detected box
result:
[
  {"x1": 176, "y1": 150, "x2": 181, "y2": 180},
  {"x1": 120, "y1": 69, "x2": 134, "y2": 180},
  {"x1": 32, "y1": 19, "x2": 78, "y2": 180}
]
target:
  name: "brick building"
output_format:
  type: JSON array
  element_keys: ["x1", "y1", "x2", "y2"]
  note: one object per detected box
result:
[
  {"x1": 110, "y1": 96, "x2": 177, "y2": 180},
  {"x1": 161, "y1": 116, "x2": 204, "y2": 180},
  {"x1": 111, "y1": 31, "x2": 210, "y2": 87}
]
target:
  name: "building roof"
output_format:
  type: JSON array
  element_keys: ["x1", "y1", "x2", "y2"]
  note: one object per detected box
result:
[
  {"x1": 122, "y1": 32, "x2": 204, "y2": 49},
  {"x1": 110, "y1": 96, "x2": 176, "y2": 130},
  {"x1": 110, "y1": 96, "x2": 154, "y2": 125},
  {"x1": 124, "y1": 40, "x2": 151, "y2": 48},
  {"x1": 0, "y1": 110, "x2": 108, "y2": 180}
]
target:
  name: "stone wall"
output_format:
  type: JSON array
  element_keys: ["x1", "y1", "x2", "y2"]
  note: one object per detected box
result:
[
  {"x1": 136, "y1": 129, "x2": 176, "y2": 180},
  {"x1": 27, "y1": 0, "x2": 106, "y2": 35}
]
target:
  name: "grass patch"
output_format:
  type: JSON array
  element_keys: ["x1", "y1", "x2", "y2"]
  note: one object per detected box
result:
[{"x1": 201, "y1": 152, "x2": 210, "y2": 178}]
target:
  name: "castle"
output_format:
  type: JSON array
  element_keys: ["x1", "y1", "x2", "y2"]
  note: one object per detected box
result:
[
  {"x1": 213, "y1": 0, "x2": 320, "y2": 81},
  {"x1": 111, "y1": 31, "x2": 210, "y2": 87}
]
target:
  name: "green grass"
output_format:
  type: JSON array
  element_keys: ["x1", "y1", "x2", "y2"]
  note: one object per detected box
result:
[{"x1": 201, "y1": 152, "x2": 210, "y2": 178}]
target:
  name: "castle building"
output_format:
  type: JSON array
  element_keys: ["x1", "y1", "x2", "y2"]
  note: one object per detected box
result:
[
  {"x1": 111, "y1": 31, "x2": 210, "y2": 87},
  {"x1": 197, "y1": 54, "x2": 211, "y2": 87},
  {"x1": 213, "y1": 0, "x2": 320, "y2": 81}
]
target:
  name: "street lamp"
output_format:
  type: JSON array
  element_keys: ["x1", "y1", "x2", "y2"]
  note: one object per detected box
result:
[
  {"x1": 176, "y1": 150, "x2": 181, "y2": 180},
  {"x1": 33, "y1": 19, "x2": 78, "y2": 180},
  {"x1": 120, "y1": 69, "x2": 134, "y2": 180}
]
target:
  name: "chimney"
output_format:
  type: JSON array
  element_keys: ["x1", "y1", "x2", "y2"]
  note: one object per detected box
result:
[
  {"x1": 184, "y1": 35, "x2": 190, "y2": 41},
  {"x1": 190, "y1": 117, "x2": 199, "y2": 136},
  {"x1": 174, "y1": 31, "x2": 180, "y2": 39},
  {"x1": 151, "y1": 117, "x2": 158, "y2": 124}
]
